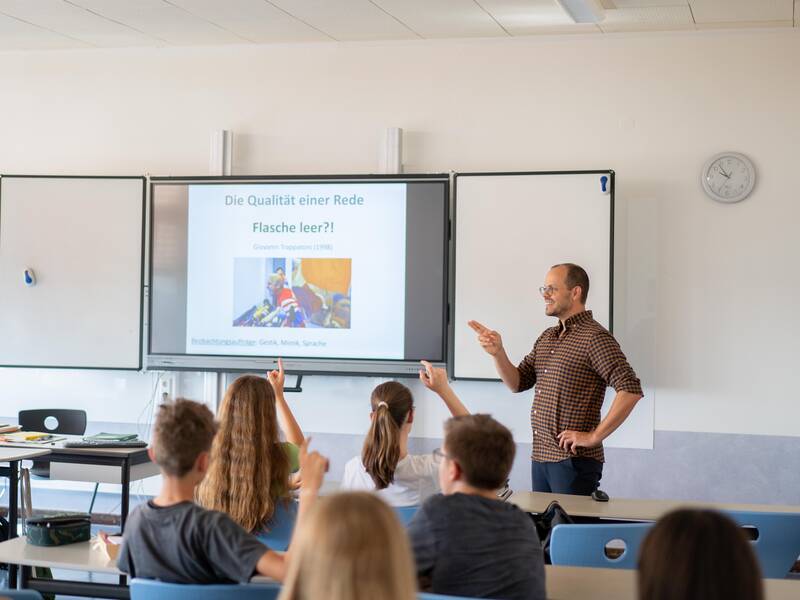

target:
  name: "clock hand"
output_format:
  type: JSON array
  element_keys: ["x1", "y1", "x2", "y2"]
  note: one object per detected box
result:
[{"x1": 718, "y1": 165, "x2": 730, "y2": 178}]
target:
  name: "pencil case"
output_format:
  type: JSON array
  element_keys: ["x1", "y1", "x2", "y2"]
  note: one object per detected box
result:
[{"x1": 26, "y1": 513, "x2": 91, "y2": 546}]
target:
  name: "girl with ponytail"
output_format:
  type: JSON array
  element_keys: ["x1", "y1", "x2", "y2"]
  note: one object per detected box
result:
[{"x1": 341, "y1": 360, "x2": 469, "y2": 506}]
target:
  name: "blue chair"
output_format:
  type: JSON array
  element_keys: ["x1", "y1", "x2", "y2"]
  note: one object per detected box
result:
[
  {"x1": 0, "y1": 591, "x2": 44, "y2": 599},
  {"x1": 255, "y1": 499, "x2": 298, "y2": 552},
  {"x1": 130, "y1": 579, "x2": 281, "y2": 600},
  {"x1": 549, "y1": 522, "x2": 652, "y2": 569},
  {"x1": 724, "y1": 510, "x2": 800, "y2": 579},
  {"x1": 395, "y1": 505, "x2": 420, "y2": 526}
]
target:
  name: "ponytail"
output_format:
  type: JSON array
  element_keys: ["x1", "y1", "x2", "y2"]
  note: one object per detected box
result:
[{"x1": 361, "y1": 382, "x2": 414, "y2": 489}]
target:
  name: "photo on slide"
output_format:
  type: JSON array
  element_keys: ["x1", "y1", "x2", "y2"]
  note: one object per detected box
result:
[{"x1": 232, "y1": 257, "x2": 351, "y2": 329}]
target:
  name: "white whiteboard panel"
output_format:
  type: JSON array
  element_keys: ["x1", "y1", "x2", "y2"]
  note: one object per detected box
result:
[
  {"x1": 453, "y1": 172, "x2": 612, "y2": 379},
  {"x1": 0, "y1": 176, "x2": 144, "y2": 369}
]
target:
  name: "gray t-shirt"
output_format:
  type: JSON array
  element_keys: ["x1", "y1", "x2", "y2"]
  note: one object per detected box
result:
[
  {"x1": 118, "y1": 500, "x2": 267, "y2": 584},
  {"x1": 408, "y1": 493, "x2": 546, "y2": 600}
]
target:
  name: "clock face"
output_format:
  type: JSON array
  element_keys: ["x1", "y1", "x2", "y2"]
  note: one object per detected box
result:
[{"x1": 701, "y1": 152, "x2": 756, "y2": 203}]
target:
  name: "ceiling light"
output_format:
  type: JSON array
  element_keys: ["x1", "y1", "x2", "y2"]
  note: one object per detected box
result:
[{"x1": 554, "y1": 0, "x2": 605, "y2": 23}]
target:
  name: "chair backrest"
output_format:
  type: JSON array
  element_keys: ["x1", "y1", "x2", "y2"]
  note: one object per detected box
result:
[
  {"x1": 18, "y1": 409, "x2": 87, "y2": 435},
  {"x1": 549, "y1": 522, "x2": 652, "y2": 569},
  {"x1": 130, "y1": 579, "x2": 281, "y2": 600},
  {"x1": 418, "y1": 594, "x2": 477, "y2": 600},
  {"x1": 395, "y1": 505, "x2": 420, "y2": 526},
  {"x1": 0, "y1": 590, "x2": 44, "y2": 599},
  {"x1": 724, "y1": 510, "x2": 800, "y2": 579},
  {"x1": 255, "y1": 499, "x2": 298, "y2": 552}
]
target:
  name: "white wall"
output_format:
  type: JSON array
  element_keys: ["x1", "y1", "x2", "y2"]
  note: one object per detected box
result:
[{"x1": 1, "y1": 28, "x2": 799, "y2": 447}]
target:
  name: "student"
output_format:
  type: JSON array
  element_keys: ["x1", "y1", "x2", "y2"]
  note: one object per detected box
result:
[
  {"x1": 279, "y1": 491, "x2": 416, "y2": 600},
  {"x1": 112, "y1": 397, "x2": 327, "y2": 584},
  {"x1": 408, "y1": 413, "x2": 546, "y2": 600},
  {"x1": 197, "y1": 359, "x2": 303, "y2": 532},
  {"x1": 341, "y1": 360, "x2": 469, "y2": 506},
  {"x1": 638, "y1": 508, "x2": 764, "y2": 600}
]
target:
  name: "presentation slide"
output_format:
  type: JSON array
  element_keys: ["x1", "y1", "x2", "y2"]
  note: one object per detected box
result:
[{"x1": 184, "y1": 183, "x2": 407, "y2": 360}]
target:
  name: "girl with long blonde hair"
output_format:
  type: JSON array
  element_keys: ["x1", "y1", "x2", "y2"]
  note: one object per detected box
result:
[
  {"x1": 341, "y1": 361, "x2": 469, "y2": 506},
  {"x1": 279, "y1": 492, "x2": 417, "y2": 600},
  {"x1": 197, "y1": 359, "x2": 304, "y2": 532}
]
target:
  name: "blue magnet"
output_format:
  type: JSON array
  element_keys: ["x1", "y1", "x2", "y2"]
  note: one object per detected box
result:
[
  {"x1": 600, "y1": 175, "x2": 610, "y2": 194},
  {"x1": 24, "y1": 268, "x2": 36, "y2": 287}
]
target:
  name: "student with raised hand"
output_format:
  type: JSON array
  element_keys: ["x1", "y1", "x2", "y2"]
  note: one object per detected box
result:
[
  {"x1": 197, "y1": 358, "x2": 304, "y2": 533},
  {"x1": 279, "y1": 492, "x2": 417, "y2": 600},
  {"x1": 408, "y1": 414, "x2": 546, "y2": 600},
  {"x1": 341, "y1": 360, "x2": 469, "y2": 506},
  {"x1": 638, "y1": 509, "x2": 764, "y2": 600}
]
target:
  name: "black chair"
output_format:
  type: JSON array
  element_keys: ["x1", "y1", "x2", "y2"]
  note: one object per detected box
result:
[{"x1": 18, "y1": 409, "x2": 100, "y2": 514}]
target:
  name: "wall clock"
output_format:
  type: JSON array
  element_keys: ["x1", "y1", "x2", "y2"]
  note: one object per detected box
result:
[{"x1": 701, "y1": 152, "x2": 756, "y2": 203}]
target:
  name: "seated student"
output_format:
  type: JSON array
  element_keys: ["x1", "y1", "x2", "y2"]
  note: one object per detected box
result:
[
  {"x1": 408, "y1": 413, "x2": 546, "y2": 600},
  {"x1": 197, "y1": 360, "x2": 303, "y2": 533},
  {"x1": 638, "y1": 508, "x2": 764, "y2": 600},
  {"x1": 279, "y1": 491, "x2": 416, "y2": 600},
  {"x1": 341, "y1": 360, "x2": 469, "y2": 506},
  {"x1": 113, "y1": 397, "x2": 327, "y2": 584}
]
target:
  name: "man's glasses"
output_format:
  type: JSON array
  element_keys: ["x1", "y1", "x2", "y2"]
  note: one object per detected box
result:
[
  {"x1": 433, "y1": 448, "x2": 452, "y2": 461},
  {"x1": 538, "y1": 286, "x2": 559, "y2": 296}
]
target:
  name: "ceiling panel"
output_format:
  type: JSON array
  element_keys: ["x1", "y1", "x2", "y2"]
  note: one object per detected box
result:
[
  {"x1": 266, "y1": 0, "x2": 418, "y2": 40},
  {"x1": 608, "y1": 1, "x2": 688, "y2": 7},
  {"x1": 689, "y1": 0, "x2": 793, "y2": 23},
  {"x1": 478, "y1": 0, "x2": 601, "y2": 35},
  {"x1": 167, "y1": 0, "x2": 330, "y2": 42},
  {"x1": 0, "y1": 12, "x2": 87, "y2": 50},
  {"x1": 373, "y1": 0, "x2": 506, "y2": 38},
  {"x1": 0, "y1": 0, "x2": 159, "y2": 47},
  {"x1": 599, "y1": 6, "x2": 695, "y2": 32},
  {"x1": 68, "y1": 0, "x2": 248, "y2": 45}
]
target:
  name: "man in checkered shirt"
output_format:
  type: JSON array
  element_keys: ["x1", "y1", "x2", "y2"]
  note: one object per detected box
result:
[{"x1": 469, "y1": 263, "x2": 643, "y2": 495}]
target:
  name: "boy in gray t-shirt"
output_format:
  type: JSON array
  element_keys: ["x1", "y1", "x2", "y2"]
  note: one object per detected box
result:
[
  {"x1": 108, "y1": 397, "x2": 327, "y2": 584},
  {"x1": 407, "y1": 406, "x2": 546, "y2": 600}
]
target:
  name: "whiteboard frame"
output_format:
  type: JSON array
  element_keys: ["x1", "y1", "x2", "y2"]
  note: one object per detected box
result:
[
  {"x1": 0, "y1": 174, "x2": 147, "y2": 371},
  {"x1": 449, "y1": 170, "x2": 615, "y2": 381}
]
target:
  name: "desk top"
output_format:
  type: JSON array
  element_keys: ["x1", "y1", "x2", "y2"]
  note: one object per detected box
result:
[
  {"x1": 510, "y1": 491, "x2": 800, "y2": 521},
  {"x1": 0, "y1": 435, "x2": 149, "y2": 457},
  {"x1": 545, "y1": 565, "x2": 799, "y2": 600},
  {"x1": 0, "y1": 537, "x2": 119, "y2": 574},
  {"x1": 0, "y1": 538, "x2": 795, "y2": 599},
  {"x1": 0, "y1": 447, "x2": 50, "y2": 463}
]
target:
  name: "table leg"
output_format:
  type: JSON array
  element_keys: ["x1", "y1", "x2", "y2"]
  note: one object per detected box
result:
[
  {"x1": 8, "y1": 460, "x2": 19, "y2": 588},
  {"x1": 119, "y1": 457, "x2": 131, "y2": 587}
]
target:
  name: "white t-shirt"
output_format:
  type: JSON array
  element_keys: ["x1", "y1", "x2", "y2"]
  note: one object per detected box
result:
[{"x1": 341, "y1": 453, "x2": 441, "y2": 507}]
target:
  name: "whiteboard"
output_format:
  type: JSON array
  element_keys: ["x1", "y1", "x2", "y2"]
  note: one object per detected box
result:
[
  {"x1": 0, "y1": 176, "x2": 145, "y2": 369},
  {"x1": 452, "y1": 172, "x2": 613, "y2": 379}
]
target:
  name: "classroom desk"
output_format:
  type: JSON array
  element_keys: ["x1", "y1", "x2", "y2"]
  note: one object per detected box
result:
[
  {"x1": 510, "y1": 491, "x2": 800, "y2": 522},
  {"x1": 0, "y1": 447, "x2": 51, "y2": 588},
  {"x1": 0, "y1": 537, "x2": 796, "y2": 600},
  {"x1": 0, "y1": 435, "x2": 158, "y2": 530}
]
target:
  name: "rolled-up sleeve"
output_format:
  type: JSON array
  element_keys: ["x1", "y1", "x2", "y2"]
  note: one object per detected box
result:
[{"x1": 587, "y1": 332, "x2": 643, "y2": 396}]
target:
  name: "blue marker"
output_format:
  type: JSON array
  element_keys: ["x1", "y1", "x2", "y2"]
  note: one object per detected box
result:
[
  {"x1": 600, "y1": 175, "x2": 610, "y2": 194},
  {"x1": 24, "y1": 268, "x2": 36, "y2": 287}
]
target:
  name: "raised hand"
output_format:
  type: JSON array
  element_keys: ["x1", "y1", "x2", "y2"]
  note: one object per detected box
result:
[
  {"x1": 298, "y1": 437, "x2": 328, "y2": 494},
  {"x1": 468, "y1": 320, "x2": 504, "y2": 356},
  {"x1": 419, "y1": 360, "x2": 450, "y2": 395},
  {"x1": 268, "y1": 358, "x2": 285, "y2": 395}
]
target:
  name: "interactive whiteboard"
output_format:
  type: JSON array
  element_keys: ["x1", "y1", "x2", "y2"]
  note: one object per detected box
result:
[
  {"x1": 0, "y1": 176, "x2": 145, "y2": 369},
  {"x1": 452, "y1": 171, "x2": 613, "y2": 379}
]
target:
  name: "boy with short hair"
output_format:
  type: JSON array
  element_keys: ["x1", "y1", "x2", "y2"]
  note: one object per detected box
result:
[
  {"x1": 114, "y1": 397, "x2": 326, "y2": 584},
  {"x1": 408, "y1": 411, "x2": 546, "y2": 600}
]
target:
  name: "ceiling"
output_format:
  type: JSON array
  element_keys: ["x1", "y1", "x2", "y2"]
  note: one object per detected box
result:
[{"x1": 0, "y1": 1, "x2": 796, "y2": 51}]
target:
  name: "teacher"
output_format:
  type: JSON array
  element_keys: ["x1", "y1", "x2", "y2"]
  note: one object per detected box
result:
[{"x1": 469, "y1": 263, "x2": 642, "y2": 495}]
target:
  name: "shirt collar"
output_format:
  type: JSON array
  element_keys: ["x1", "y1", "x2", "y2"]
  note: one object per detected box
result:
[{"x1": 561, "y1": 310, "x2": 593, "y2": 330}]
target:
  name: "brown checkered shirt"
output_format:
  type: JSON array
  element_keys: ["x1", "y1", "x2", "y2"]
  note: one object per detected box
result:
[{"x1": 517, "y1": 310, "x2": 642, "y2": 463}]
